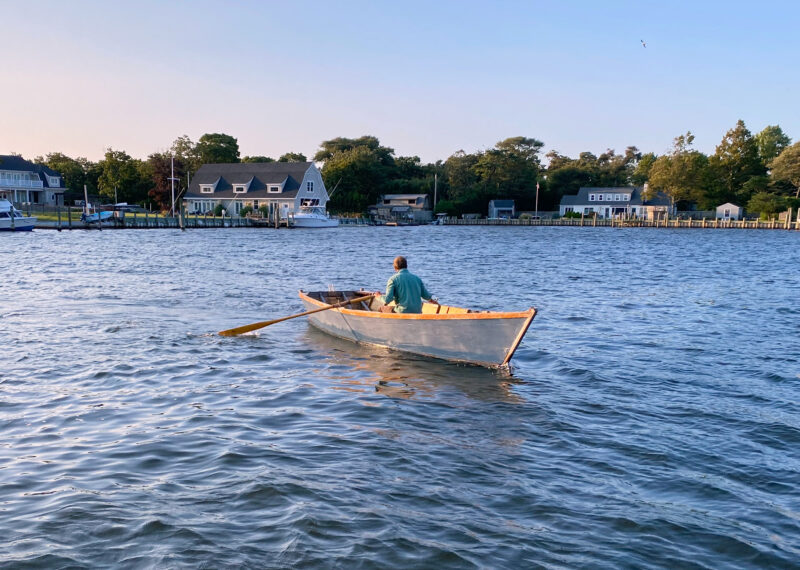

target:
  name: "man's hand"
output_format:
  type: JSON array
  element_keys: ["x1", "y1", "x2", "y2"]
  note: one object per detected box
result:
[
  {"x1": 373, "y1": 291, "x2": 382, "y2": 296},
  {"x1": 430, "y1": 297, "x2": 439, "y2": 305}
]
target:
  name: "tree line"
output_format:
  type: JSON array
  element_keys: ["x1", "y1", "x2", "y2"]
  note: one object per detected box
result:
[{"x1": 31, "y1": 120, "x2": 800, "y2": 217}]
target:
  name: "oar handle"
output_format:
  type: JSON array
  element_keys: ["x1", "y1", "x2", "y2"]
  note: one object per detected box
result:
[{"x1": 218, "y1": 294, "x2": 374, "y2": 337}]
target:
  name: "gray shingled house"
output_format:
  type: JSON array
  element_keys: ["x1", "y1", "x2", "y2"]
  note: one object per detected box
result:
[
  {"x1": 183, "y1": 162, "x2": 329, "y2": 218},
  {"x1": 0, "y1": 155, "x2": 66, "y2": 205},
  {"x1": 559, "y1": 185, "x2": 675, "y2": 220}
]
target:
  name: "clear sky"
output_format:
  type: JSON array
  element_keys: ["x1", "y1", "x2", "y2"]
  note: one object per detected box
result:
[{"x1": 3, "y1": 0, "x2": 799, "y2": 164}]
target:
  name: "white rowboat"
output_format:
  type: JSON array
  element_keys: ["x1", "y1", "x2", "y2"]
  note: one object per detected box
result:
[{"x1": 299, "y1": 290, "x2": 536, "y2": 368}]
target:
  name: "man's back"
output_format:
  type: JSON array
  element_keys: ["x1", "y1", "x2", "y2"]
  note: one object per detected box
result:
[{"x1": 384, "y1": 268, "x2": 431, "y2": 313}]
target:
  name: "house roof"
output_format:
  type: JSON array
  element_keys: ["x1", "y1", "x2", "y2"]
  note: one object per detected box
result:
[
  {"x1": 717, "y1": 202, "x2": 741, "y2": 209},
  {"x1": 382, "y1": 194, "x2": 428, "y2": 200},
  {"x1": 559, "y1": 186, "x2": 672, "y2": 207},
  {"x1": 0, "y1": 155, "x2": 64, "y2": 188},
  {"x1": 489, "y1": 199, "x2": 515, "y2": 208},
  {"x1": 185, "y1": 162, "x2": 313, "y2": 199}
]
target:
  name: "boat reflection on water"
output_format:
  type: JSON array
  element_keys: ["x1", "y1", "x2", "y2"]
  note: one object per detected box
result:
[{"x1": 301, "y1": 328, "x2": 524, "y2": 404}]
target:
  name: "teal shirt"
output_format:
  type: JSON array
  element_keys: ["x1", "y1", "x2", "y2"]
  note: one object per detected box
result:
[{"x1": 381, "y1": 268, "x2": 432, "y2": 313}]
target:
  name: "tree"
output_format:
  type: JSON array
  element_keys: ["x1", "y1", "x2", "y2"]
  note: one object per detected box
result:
[
  {"x1": 711, "y1": 120, "x2": 766, "y2": 205},
  {"x1": 648, "y1": 132, "x2": 711, "y2": 207},
  {"x1": 747, "y1": 192, "x2": 787, "y2": 219},
  {"x1": 770, "y1": 142, "x2": 800, "y2": 198},
  {"x1": 97, "y1": 148, "x2": 149, "y2": 203},
  {"x1": 146, "y1": 152, "x2": 186, "y2": 212},
  {"x1": 34, "y1": 152, "x2": 97, "y2": 202},
  {"x1": 278, "y1": 152, "x2": 307, "y2": 162},
  {"x1": 171, "y1": 135, "x2": 201, "y2": 174},
  {"x1": 195, "y1": 133, "x2": 240, "y2": 164},
  {"x1": 754, "y1": 125, "x2": 791, "y2": 167},
  {"x1": 631, "y1": 152, "x2": 656, "y2": 185},
  {"x1": 242, "y1": 155, "x2": 275, "y2": 163}
]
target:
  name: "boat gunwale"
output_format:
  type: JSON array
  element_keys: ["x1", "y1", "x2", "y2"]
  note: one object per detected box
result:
[{"x1": 298, "y1": 290, "x2": 535, "y2": 321}]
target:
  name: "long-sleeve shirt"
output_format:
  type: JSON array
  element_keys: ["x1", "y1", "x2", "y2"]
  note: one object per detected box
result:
[{"x1": 381, "y1": 268, "x2": 433, "y2": 313}]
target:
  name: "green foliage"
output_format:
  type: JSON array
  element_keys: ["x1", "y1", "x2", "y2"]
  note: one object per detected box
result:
[
  {"x1": 754, "y1": 125, "x2": 791, "y2": 167},
  {"x1": 239, "y1": 206, "x2": 253, "y2": 216},
  {"x1": 242, "y1": 155, "x2": 274, "y2": 163},
  {"x1": 195, "y1": 133, "x2": 240, "y2": 164},
  {"x1": 97, "y1": 148, "x2": 150, "y2": 204},
  {"x1": 562, "y1": 211, "x2": 584, "y2": 218},
  {"x1": 214, "y1": 204, "x2": 225, "y2": 216},
  {"x1": 747, "y1": 192, "x2": 786, "y2": 218},
  {"x1": 433, "y1": 199, "x2": 458, "y2": 216},
  {"x1": 770, "y1": 142, "x2": 800, "y2": 198},
  {"x1": 34, "y1": 152, "x2": 98, "y2": 202},
  {"x1": 259, "y1": 205, "x2": 269, "y2": 216},
  {"x1": 648, "y1": 132, "x2": 713, "y2": 207},
  {"x1": 711, "y1": 120, "x2": 766, "y2": 205},
  {"x1": 278, "y1": 152, "x2": 307, "y2": 162}
]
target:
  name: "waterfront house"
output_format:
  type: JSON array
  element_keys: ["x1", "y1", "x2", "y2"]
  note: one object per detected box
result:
[
  {"x1": 559, "y1": 185, "x2": 675, "y2": 220},
  {"x1": 369, "y1": 194, "x2": 432, "y2": 223},
  {"x1": 716, "y1": 202, "x2": 743, "y2": 220},
  {"x1": 183, "y1": 162, "x2": 329, "y2": 218},
  {"x1": 488, "y1": 199, "x2": 515, "y2": 219},
  {"x1": 0, "y1": 155, "x2": 65, "y2": 206}
]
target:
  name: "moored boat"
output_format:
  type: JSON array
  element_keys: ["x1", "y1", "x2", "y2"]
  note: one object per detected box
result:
[
  {"x1": 299, "y1": 289, "x2": 536, "y2": 367},
  {"x1": 0, "y1": 199, "x2": 36, "y2": 231},
  {"x1": 293, "y1": 207, "x2": 338, "y2": 228}
]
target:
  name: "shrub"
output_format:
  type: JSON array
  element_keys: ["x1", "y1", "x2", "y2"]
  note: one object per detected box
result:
[
  {"x1": 213, "y1": 204, "x2": 225, "y2": 216},
  {"x1": 240, "y1": 206, "x2": 253, "y2": 217}
]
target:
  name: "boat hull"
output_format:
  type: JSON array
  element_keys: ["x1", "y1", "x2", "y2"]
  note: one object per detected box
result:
[
  {"x1": 0, "y1": 217, "x2": 36, "y2": 231},
  {"x1": 293, "y1": 216, "x2": 338, "y2": 228},
  {"x1": 299, "y1": 291, "x2": 535, "y2": 367}
]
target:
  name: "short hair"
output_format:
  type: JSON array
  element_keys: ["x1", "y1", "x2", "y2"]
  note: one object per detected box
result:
[{"x1": 393, "y1": 256, "x2": 407, "y2": 270}]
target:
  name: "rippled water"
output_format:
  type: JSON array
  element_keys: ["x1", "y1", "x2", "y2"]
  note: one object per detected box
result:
[{"x1": 1, "y1": 226, "x2": 799, "y2": 568}]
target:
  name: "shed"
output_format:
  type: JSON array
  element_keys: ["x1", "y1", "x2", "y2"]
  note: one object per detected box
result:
[
  {"x1": 488, "y1": 199, "x2": 515, "y2": 219},
  {"x1": 716, "y1": 203, "x2": 743, "y2": 220}
]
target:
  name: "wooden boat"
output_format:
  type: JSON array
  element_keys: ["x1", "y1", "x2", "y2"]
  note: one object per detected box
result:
[{"x1": 299, "y1": 289, "x2": 536, "y2": 368}]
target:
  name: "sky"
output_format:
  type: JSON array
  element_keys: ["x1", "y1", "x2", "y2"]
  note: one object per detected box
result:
[{"x1": 2, "y1": 0, "x2": 799, "y2": 164}]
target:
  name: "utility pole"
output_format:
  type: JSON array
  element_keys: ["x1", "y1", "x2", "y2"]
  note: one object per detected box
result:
[
  {"x1": 168, "y1": 155, "x2": 180, "y2": 217},
  {"x1": 433, "y1": 173, "x2": 438, "y2": 208},
  {"x1": 535, "y1": 181, "x2": 539, "y2": 218}
]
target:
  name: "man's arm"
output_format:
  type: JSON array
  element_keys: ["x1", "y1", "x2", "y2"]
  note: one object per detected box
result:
[
  {"x1": 420, "y1": 280, "x2": 436, "y2": 303},
  {"x1": 381, "y1": 276, "x2": 397, "y2": 305}
]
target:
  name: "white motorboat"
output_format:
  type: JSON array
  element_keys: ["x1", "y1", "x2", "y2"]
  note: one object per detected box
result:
[
  {"x1": 0, "y1": 199, "x2": 36, "y2": 231},
  {"x1": 292, "y1": 206, "x2": 338, "y2": 228}
]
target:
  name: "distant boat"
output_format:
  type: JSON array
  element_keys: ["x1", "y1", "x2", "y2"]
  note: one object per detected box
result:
[
  {"x1": 0, "y1": 199, "x2": 36, "y2": 231},
  {"x1": 293, "y1": 206, "x2": 338, "y2": 228},
  {"x1": 81, "y1": 209, "x2": 114, "y2": 224},
  {"x1": 299, "y1": 289, "x2": 537, "y2": 368}
]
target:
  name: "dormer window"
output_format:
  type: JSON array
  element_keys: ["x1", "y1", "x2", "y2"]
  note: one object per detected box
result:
[
  {"x1": 200, "y1": 185, "x2": 214, "y2": 194},
  {"x1": 598, "y1": 194, "x2": 604, "y2": 201},
  {"x1": 589, "y1": 194, "x2": 596, "y2": 201},
  {"x1": 306, "y1": 181, "x2": 314, "y2": 193},
  {"x1": 49, "y1": 176, "x2": 60, "y2": 186},
  {"x1": 269, "y1": 186, "x2": 280, "y2": 193},
  {"x1": 233, "y1": 185, "x2": 246, "y2": 193}
]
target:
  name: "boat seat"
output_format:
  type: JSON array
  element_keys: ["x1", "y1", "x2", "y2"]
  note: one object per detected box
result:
[{"x1": 421, "y1": 303, "x2": 441, "y2": 314}]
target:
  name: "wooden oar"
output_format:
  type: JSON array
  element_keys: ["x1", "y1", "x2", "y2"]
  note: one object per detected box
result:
[{"x1": 218, "y1": 294, "x2": 374, "y2": 337}]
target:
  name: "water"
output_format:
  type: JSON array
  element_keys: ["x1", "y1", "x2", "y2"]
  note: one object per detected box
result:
[{"x1": 1, "y1": 226, "x2": 799, "y2": 568}]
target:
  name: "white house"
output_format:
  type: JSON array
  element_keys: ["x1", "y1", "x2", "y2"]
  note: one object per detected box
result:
[
  {"x1": 183, "y1": 162, "x2": 329, "y2": 218},
  {"x1": 0, "y1": 155, "x2": 65, "y2": 205},
  {"x1": 559, "y1": 185, "x2": 675, "y2": 220},
  {"x1": 488, "y1": 199, "x2": 515, "y2": 219},
  {"x1": 716, "y1": 202, "x2": 743, "y2": 220}
]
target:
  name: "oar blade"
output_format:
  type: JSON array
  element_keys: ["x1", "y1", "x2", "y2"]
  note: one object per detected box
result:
[{"x1": 218, "y1": 319, "x2": 275, "y2": 336}]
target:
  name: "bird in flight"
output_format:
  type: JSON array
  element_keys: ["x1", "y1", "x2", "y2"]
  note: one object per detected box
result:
[{"x1": 641, "y1": 39, "x2": 647, "y2": 48}]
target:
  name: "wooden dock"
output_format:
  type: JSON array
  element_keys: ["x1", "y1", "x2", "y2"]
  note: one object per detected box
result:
[{"x1": 441, "y1": 215, "x2": 800, "y2": 230}]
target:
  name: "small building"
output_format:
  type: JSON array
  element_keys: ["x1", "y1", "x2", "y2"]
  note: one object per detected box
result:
[
  {"x1": 369, "y1": 194, "x2": 432, "y2": 224},
  {"x1": 183, "y1": 162, "x2": 328, "y2": 218},
  {"x1": 716, "y1": 202, "x2": 743, "y2": 220},
  {"x1": 559, "y1": 185, "x2": 675, "y2": 220},
  {"x1": 488, "y1": 199, "x2": 515, "y2": 219},
  {"x1": 0, "y1": 155, "x2": 66, "y2": 205}
]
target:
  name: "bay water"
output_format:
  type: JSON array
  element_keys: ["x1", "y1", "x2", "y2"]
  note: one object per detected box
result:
[{"x1": 1, "y1": 226, "x2": 799, "y2": 568}]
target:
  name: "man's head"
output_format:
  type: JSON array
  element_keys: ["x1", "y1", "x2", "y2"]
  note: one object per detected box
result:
[{"x1": 393, "y1": 256, "x2": 407, "y2": 271}]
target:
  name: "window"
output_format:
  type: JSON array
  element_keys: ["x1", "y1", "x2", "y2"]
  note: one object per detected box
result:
[
  {"x1": 306, "y1": 181, "x2": 314, "y2": 192},
  {"x1": 253, "y1": 200, "x2": 259, "y2": 209},
  {"x1": 269, "y1": 186, "x2": 280, "y2": 193},
  {"x1": 614, "y1": 194, "x2": 621, "y2": 201},
  {"x1": 584, "y1": 207, "x2": 592, "y2": 214},
  {"x1": 49, "y1": 176, "x2": 60, "y2": 186},
  {"x1": 623, "y1": 194, "x2": 630, "y2": 201},
  {"x1": 233, "y1": 185, "x2": 246, "y2": 193},
  {"x1": 200, "y1": 186, "x2": 213, "y2": 194},
  {"x1": 598, "y1": 194, "x2": 604, "y2": 201},
  {"x1": 589, "y1": 194, "x2": 596, "y2": 201}
]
